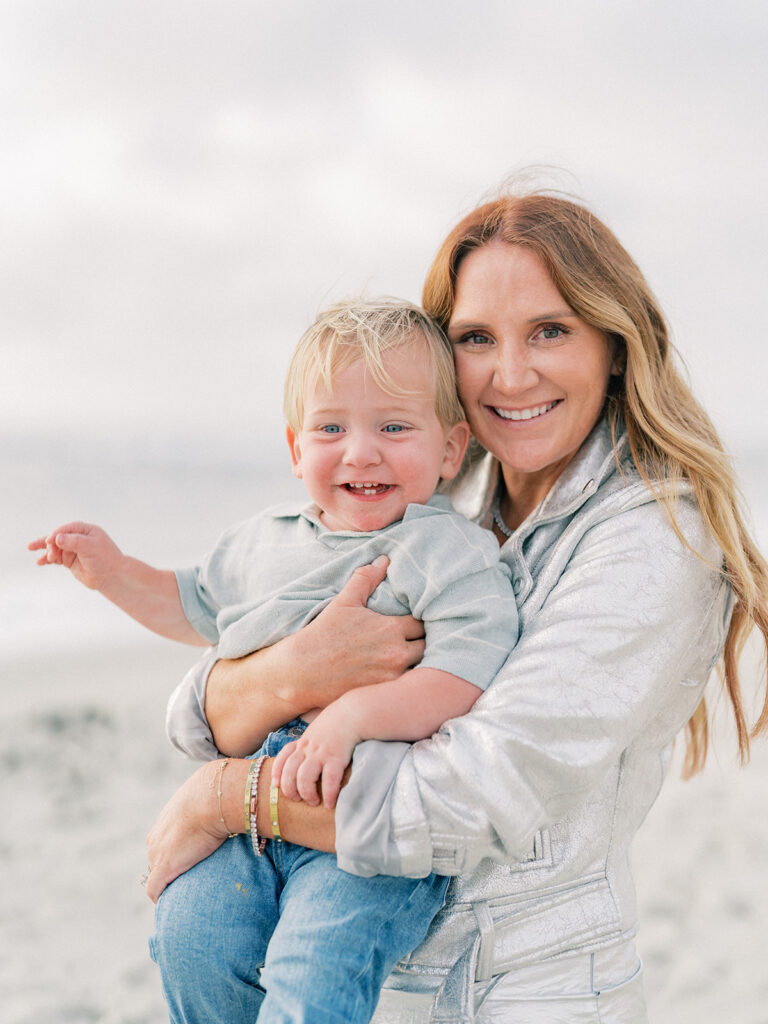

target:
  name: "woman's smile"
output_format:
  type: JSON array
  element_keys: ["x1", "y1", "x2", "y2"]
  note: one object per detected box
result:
[
  {"x1": 490, "y1": 399, "x2": 561, "y2": 423},
  {"x1": 449, "y1": 241, "x2": 621, "y2": 521}
]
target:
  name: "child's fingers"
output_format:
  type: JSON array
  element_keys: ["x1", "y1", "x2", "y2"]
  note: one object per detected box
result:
[
  {"x1": 27, "y1": 537, "x2": 47, "y2": 551},
  {"x1": 53, "y1": 531, "x2": 90, "y2": 554},
  {"x1": 296, "y1": 757, "x2": 323, "y2": 806},
  {"x1": 320, "y1": 760, "x2": 346, "y2": 809},
  {"x1": 271, "y1": 745, "x2": 290, "y2": 787},
  {"x1": 275, "y1": 747, "x2": 302, "y2": 802}
]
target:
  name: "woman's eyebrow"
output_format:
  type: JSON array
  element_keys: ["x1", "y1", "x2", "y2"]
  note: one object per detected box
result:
[
  {"x1": 449, "y1": 309, "x2": 577, "y2": 331},
  {"x1": 526, "y1": 309, "x2": 576, "y2": 323},
  {"x1": 447, "y1": 319, "x2": 486, "y2": 331}
]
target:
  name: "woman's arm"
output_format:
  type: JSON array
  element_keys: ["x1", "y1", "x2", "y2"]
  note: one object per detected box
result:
[
  {"x1": 145, "y1": 755, "x2": 335, "y2": 904},
  {"x1": 203, "y1": 559, "x2": 427, "y2": 756},
  {"x1": 333, "y1": 496, "x2": 732, "y2": 879}
]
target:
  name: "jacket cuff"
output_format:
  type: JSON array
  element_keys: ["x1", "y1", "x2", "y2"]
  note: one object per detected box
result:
[{"x1": 335, "y1": 740, "x2": 434, "y2": 878}]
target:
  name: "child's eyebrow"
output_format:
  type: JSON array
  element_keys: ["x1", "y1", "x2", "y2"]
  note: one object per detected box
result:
[{"x1": 305, "y1": 404, "x2": 348, "y2": 418}]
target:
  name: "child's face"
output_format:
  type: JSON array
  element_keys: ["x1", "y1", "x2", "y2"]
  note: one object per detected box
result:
[{"x1": 286, "y1": 344, "x2": 469, "y2": 533}]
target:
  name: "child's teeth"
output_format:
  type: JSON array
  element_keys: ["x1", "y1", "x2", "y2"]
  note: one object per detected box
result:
[{"x1": 349, "y1": 482, "x2": 385, "y2": 495}]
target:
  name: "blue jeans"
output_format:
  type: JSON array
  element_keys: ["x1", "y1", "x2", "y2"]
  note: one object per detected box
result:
[{"x1": 150, "y1": 723, "x2": 449, "y2": 1024}]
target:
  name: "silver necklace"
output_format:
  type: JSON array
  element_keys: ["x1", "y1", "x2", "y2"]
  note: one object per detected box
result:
[{"x1": 492, "y1": 494, "x2": 514, "y2": 538}]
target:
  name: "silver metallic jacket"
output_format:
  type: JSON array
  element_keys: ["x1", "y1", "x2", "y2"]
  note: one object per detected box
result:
[
  {"x1": 333, "y1": 417, "x2": 732, "y2": 1019},
  {"x1": 165, "y1": 417, "x2": 732, "y2": 1021}
]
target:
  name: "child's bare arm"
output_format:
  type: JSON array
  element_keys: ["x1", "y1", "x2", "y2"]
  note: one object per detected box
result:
[
  {"x1": 28, "y1": 521, "x2": 209, "y2": 645},
  {"x1": 272, "y1": 667, "x2": 480, "y2": 808}
]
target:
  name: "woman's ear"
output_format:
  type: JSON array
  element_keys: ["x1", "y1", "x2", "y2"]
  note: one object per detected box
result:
[
  {"x1": 440, "y1": 421, "x2": 471, "y2": 481},
  {"x1": 285, "y1": 426, "x2": 303, "y2": 479}
]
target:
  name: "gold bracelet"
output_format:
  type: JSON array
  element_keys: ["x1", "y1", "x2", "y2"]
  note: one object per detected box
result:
[
  {"x1": 269, "y1": 778, "x2": 282, "y2": 841},
  {"x1": 215, "y1": 759, "x2": 239, "y2": 839}
]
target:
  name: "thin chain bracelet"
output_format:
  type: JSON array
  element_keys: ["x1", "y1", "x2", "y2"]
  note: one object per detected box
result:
[{"x1": 214, "y1": 759, "x2": 239, "y2": 839}]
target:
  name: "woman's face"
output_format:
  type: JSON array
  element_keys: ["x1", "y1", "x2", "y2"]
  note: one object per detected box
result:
[{"x1": 447, "y1": 240, "x2": 620, "y2": 506}]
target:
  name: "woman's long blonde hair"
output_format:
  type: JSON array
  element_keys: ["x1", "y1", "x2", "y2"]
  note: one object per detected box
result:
[{"x1": 423, "y1": 191, "x2": 768, "y2": 775}]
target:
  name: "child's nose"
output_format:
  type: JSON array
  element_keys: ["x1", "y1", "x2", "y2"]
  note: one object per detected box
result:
[{"x1": 342, "y1": 434, "x2": 382, "y2": 467}]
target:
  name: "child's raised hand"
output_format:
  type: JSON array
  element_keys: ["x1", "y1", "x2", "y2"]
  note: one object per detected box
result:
[
  {"x1": 272, "y1": 705, "x2": 361, "y2": 810},
  {"x1": 28, "y1": 521, "x2": 123, "y2": 592}
]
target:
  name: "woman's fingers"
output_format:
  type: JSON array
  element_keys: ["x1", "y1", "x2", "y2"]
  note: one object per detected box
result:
[
  {"x1": 333, "y1": 555, "x2": 390, "y2": 607},
  {"x1": 400, "y1": 614, "x2": 426, "y2": 642}
]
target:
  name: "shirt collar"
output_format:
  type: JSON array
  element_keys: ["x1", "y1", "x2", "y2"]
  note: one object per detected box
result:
[{"x1": 447, "y1": 414, "x2": 630, "y2": 531}]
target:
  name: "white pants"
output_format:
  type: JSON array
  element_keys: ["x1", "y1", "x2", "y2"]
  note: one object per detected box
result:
[{"x1": 372, "y1": 939, "x2": 647, "y2": 1023}]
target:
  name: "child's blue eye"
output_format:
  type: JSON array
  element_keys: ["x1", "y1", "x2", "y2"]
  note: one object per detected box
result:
[
  {"x1": 321, "y1": 424, "x2": 342, "y2": 434},
  {"x1": 383, "y1": 424, "x2": 405, "y2": 433}
]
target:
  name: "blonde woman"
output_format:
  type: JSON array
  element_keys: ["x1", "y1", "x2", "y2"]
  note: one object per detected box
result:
[{"x1": 146, "y1": 192, "x2": 768, "y2": 1023}]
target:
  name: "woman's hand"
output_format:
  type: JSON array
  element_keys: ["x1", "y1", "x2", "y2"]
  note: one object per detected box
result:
[
  {"x1": 205, "y1": 556, "x2": 426, "y2": 757},
  {"x1": 144, "y1": 759, "x2": 248, "y2": 904},
  {"x1": 286, "y1": 556, "x2": 426, "y2": 708}
]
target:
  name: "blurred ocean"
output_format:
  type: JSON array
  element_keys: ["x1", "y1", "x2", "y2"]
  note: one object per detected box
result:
[
  {"x1": 3, "y1": 429, "x2": 305, "y2": 667},
  {"x1": 4, "y1": 429, "x2": 767, "y2": 668}
]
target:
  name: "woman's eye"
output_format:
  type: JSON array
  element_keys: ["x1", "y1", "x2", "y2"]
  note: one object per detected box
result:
[
  {"x1": 458, "y1": 332, "x2": 492, "y2": 347},
  {"x1": 536, "y1": 325, "x2": 569, "y2": 342},
  {"x1": 320, "y1": 424, "x2": 342, "y2": 434}
]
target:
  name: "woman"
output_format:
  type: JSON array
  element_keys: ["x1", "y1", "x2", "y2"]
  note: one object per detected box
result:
[{"x1": 147, "y1": 192, "x2": 768, "y2": 1022}]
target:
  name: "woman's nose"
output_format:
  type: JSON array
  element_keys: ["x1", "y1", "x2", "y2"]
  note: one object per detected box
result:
[{"x1": 492, "y1": 349, "x2": 539, "y2": 393}]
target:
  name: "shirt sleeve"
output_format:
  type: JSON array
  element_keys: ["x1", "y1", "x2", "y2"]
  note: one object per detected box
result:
[
  {"x1": 175, "y1": 567, "x2": 221, "y2": 644},
  {"x1": 165, "y1": 648, "x2": 221, "y2": 761},
  {"x1": 335, "y1": 496, "x2": 732, "y2": 877},
  {"x1": 174, "y1": 513, "x2": 269, "y2": 645},
  {"x1": 386, "y1": 514, "x2": 518, "y2": 690}
]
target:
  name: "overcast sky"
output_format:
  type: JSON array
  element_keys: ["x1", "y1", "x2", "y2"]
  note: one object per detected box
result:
[{"x1": 3, "y1": 0, "x2": 767, "y2": 458}]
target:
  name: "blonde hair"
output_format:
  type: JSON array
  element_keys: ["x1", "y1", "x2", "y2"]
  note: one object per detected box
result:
[
  {"x1": 283, "y1": 298, "x2": 465, "y2": 433},
  {"x1": 423, "y1": 190, "x2": 768, "y2": 775}
]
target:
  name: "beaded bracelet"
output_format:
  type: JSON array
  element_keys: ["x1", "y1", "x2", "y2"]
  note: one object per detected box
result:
[{"x1": 246, "y1": 755, "x2": 267, "y2": 857}]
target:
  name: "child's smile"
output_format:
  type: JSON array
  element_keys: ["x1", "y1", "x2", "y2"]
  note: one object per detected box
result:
[{"x1": 286, "y1": 344, "x2": 469, "y2": 533}]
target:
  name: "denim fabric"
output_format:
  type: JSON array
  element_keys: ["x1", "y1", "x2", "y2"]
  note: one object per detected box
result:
[{"x1": 150, "y1": 724, "x2": 449, "y2": 1024}]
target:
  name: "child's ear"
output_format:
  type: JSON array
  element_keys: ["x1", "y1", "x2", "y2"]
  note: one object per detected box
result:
[
  {"x1": 286, "y1": 426, "x2": 303, "y2": 479},
  {"x1": 440, "y1": 421, "x2": 471, "y2": 481}
]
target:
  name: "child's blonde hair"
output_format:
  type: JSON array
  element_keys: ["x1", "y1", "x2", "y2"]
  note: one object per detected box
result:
[{"x1": 283, "y1": 298, "x2": 465, "y2": 433}]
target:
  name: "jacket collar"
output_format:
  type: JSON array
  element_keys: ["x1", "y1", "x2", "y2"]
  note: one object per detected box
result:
[{"x1": 447, "y1": 415, "x2": 631, "y2": 532}]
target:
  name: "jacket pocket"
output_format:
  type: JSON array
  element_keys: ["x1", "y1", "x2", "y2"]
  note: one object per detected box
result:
[{"x1": 489, "y1": 875, "x2": 623, "y2": 971}]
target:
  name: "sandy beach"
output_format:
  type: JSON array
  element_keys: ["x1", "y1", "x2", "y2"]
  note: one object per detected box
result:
[{"x1": 2, "y1": 630, "x2": 767, "y2": 1024}]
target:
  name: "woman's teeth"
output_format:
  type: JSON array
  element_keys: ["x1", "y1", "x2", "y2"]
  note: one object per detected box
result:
[{"x1": 494, "y1": 401, "x2": 558, "y2": 421}]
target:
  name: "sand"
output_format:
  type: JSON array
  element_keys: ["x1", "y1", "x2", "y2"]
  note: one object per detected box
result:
[{"x1": 3, "y1": 637, "x2": 767, "y2": 1023}]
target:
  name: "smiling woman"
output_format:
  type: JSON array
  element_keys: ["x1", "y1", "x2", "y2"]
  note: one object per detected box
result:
[{"x1": 447, "y1": 240, "x2": 623, "y2": 529}]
